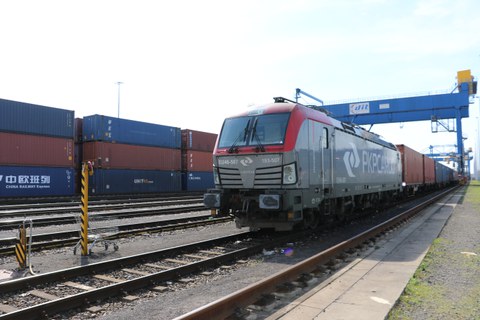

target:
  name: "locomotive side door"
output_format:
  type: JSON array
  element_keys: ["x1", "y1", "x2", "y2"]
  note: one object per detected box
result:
[{"x1": 320, "y1": 125, "x2": 333, "y2": 195}]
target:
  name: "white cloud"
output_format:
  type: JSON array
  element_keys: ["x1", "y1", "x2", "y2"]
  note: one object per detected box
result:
[
  {"x1": 0, "y1": 0, "x2": 478, "y2": 142},
  {"x1": 414, "y1": 0, "x2": 450, "y2": 17}
]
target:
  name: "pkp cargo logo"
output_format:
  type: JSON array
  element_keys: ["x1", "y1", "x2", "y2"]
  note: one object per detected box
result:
[
  {"x1": 240, "y1": 157, "x2": 253, "y2": 167},
  {"x1": 344, "y1": 143, "x2": 360, "y2": 177}
]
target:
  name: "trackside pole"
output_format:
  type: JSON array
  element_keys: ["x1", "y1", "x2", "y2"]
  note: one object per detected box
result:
[
  {"x1": 15, "y1": 219, "x2": 35, "y2": 274},
  {"x1": 80, "y1": 161, "x2": 94, "y2": 256},
  {"x1": 211, "y1": 209, "x2": 217, "y2": 217},
  {"x1": 15, "y1": 224, "x2": 27, "y2": 269}
]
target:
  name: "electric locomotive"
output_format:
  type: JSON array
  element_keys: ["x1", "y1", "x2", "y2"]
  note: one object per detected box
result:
[{"x1": 204, "y1": 97, "x2": 403, "y2": 231}]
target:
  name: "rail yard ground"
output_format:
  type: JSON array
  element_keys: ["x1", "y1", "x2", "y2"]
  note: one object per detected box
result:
[
  {"x1": 0, "y1": 186, "x2": 477, "y2": 319},
  {"x1": 387, "y1": 181, "x2": 480, "y2": 319}
]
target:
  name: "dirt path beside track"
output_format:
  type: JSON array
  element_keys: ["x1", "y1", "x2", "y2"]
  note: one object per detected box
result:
[{"x1": 388, "y1": 182, "x2": 480, "y2": 319}]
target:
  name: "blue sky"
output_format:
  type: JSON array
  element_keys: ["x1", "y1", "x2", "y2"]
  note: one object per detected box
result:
[{"x1": 0, "y1": 0, "x2": 479, "y2": 172}]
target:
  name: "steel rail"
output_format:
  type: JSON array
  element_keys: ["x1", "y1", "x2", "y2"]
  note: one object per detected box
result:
[
  {"x1": 0, "y1": 231, "x2": 308, "y2": 319},
  {"x1": 0, "y1": 245, "x2": 255, "y2": 320},
  {"x1": 0, "y1": 198, "x2": 202, "y2": 218},
  {"x1": 0, "y1": 205, "x2": 206, "y2": 230},
  {"x1": 0, "y1": 192, "x2": 203, "y2": 206},
  {"x1": 175, "y1": 187, "x2": 459, "y2": 320},
  {"x1": 0, "y1": 215, "x2": 233, "y2": 255},
  {"x1": 0, "y1": 232, "x2": 252, "y2": 293}
]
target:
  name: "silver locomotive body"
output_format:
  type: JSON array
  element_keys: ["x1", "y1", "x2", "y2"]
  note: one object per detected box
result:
[{"x1": 204, "y1": 100, "x2": 402, "y2": 231}]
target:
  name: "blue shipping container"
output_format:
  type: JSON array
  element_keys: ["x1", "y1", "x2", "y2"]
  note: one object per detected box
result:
[
  {"x1": 0, "y1": 98, "x2": 74, "y2": 138},
  {"x1": 182, "y1": 171, "x2": 214, "y2": 191},
  {"x1": 435, "y1": 162, "x2": 443, "y2": 184},
  {"x1": 0, "y1": 166, "x2": 75, "y2": 197},
  {"x1": 83, "y1": 115, "x2": 181, "y2": 149},
  {"x1": 435, "y1": 162, "x2": 455, "y2": 185},
  {"x1": 89, "y1": 169, "x2": 181, "y2": 195}
]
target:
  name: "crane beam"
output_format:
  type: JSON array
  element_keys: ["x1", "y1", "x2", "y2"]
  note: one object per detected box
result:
[{"x1": 317, "y1": 82, "x2": 472, "y2": 175}]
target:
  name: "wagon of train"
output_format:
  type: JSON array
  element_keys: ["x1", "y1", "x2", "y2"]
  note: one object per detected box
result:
[{"x1": 203, "y1": 97, "x2": 458, "y2": 231}]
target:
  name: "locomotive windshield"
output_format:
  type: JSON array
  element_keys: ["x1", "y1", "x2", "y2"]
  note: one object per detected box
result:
[{"x1": 218, "y1": 113, "x2": 290, "y2": 149}]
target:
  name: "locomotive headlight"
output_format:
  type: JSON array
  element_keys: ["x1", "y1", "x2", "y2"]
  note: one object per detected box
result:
[
  {"x1": 213, "y1": 168, "x2": 220, "y2": 185},
  {"x1": 283, "y1": 163, "x2": 297, "y2": 185}
]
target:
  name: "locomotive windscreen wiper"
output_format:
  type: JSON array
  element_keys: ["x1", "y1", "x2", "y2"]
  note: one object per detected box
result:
[
  {"x1": 228, "y1": 119, "x2": 250, "y2": 153},
  {"x1": 251, "y1": 117, "x2": 265, "y2": 152}
]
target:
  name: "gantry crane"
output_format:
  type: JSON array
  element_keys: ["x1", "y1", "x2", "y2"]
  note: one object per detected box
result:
[{"x1": 295, "y1": 70, "x2": 477, "y2": 175}]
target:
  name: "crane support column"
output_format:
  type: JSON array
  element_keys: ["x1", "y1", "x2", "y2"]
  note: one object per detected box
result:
[{"x1": 456, "y1": 108, "x2": 464, "y2": 175}]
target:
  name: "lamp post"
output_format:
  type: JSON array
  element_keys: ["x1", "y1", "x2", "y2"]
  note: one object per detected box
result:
[{"x1": 116, "y1": 81, "x2": 123, "y2": 118}]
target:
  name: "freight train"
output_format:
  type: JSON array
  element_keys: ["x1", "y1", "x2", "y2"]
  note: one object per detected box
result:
[{"x1": 203, "y1": 97, "x2": 458, "y2": 231}]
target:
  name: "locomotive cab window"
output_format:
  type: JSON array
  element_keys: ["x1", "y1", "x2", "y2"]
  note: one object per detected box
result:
[
  {"x1": 218, "y1": 113, "x2": 290, "y2": 148},
  {"x1": 217, "y1": 116, "x2": 250, "y2": 148}
]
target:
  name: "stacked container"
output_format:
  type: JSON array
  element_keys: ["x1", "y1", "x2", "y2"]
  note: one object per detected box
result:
[
  {"x1": 82, "y1": 115, "x2": 182, "y2": 195},
  {"x1": 181, "y1": 129, "x2": 217, "y2": 191},
  {"x1": 0, "y1": 98, "x2": 75, "y2": 197}
]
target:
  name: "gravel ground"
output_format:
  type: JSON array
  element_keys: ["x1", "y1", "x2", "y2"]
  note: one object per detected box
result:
[
  {"x1": 387, "y1": 183, "x2": 480, "y2": 320},
  {"x1": 0, "y1": 207, "x2": 393, "y2": 319},
  {"x1": 0, "y1": 214, "x2": 245, "y2": 276}
]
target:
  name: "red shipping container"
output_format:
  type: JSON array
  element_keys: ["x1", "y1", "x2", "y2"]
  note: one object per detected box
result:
[
  {"x1": 396, "y1": 144, "x2": 424, "y2": 185},
  {"x1": 182, "y1": 150, "x2": 213, "y2": 172},
  {"x1": 0, "y1": 132, "x2": 73, "y2": 167},
  {"x1": 181, "y1": 129, "x2": 217, "y2": 152},
  {"x1": 83, "y1": 141, "x2": 181, "y2": 171},
  {"x1": 423, "y1": 155, "x2": 435, "y2": 184}
]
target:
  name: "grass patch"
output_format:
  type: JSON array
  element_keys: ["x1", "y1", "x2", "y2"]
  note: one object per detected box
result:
[
  {"x1": 387, "y1": 238, "x2": 450, "y2": 320},
  {"x1": 466, "y1": 180, "x2": 480, "y2": 208}
]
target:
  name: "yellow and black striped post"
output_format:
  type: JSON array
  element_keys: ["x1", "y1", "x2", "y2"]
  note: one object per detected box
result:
[
  {"x1": 80, "y1": 162, "x2": 94, "y2": 256},
  {"x1": 15, "y1": 225, "x2": 27, "y2": 269}
]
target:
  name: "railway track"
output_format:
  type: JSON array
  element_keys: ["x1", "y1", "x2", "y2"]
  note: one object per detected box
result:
[
  {"x1": 0, "y1": 194, "x2": 223, "y2": 257},
  {"x1": 0, "y1": 204, "x2": 206, "y2": 231},
  {"x1": 0, "y1": 231, "x2": 306, "y2": 319},
  {"x1": 0, "y1": 215, "x2": 233, "y2": 256},
  {"x1": 0, "y1": 192, "x2": 203, "y2": 206},
  {"x1": 0, "y1": 197, "x2": 203, "y2": 219}
]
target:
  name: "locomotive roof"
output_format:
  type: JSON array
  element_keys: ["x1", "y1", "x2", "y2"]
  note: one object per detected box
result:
[
  {"x1": 228, "y1": 102, "x2": 332, "y2": 123},
  {"x1": 228, "y1": 100, "x2": 396, "y2": 150}
]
